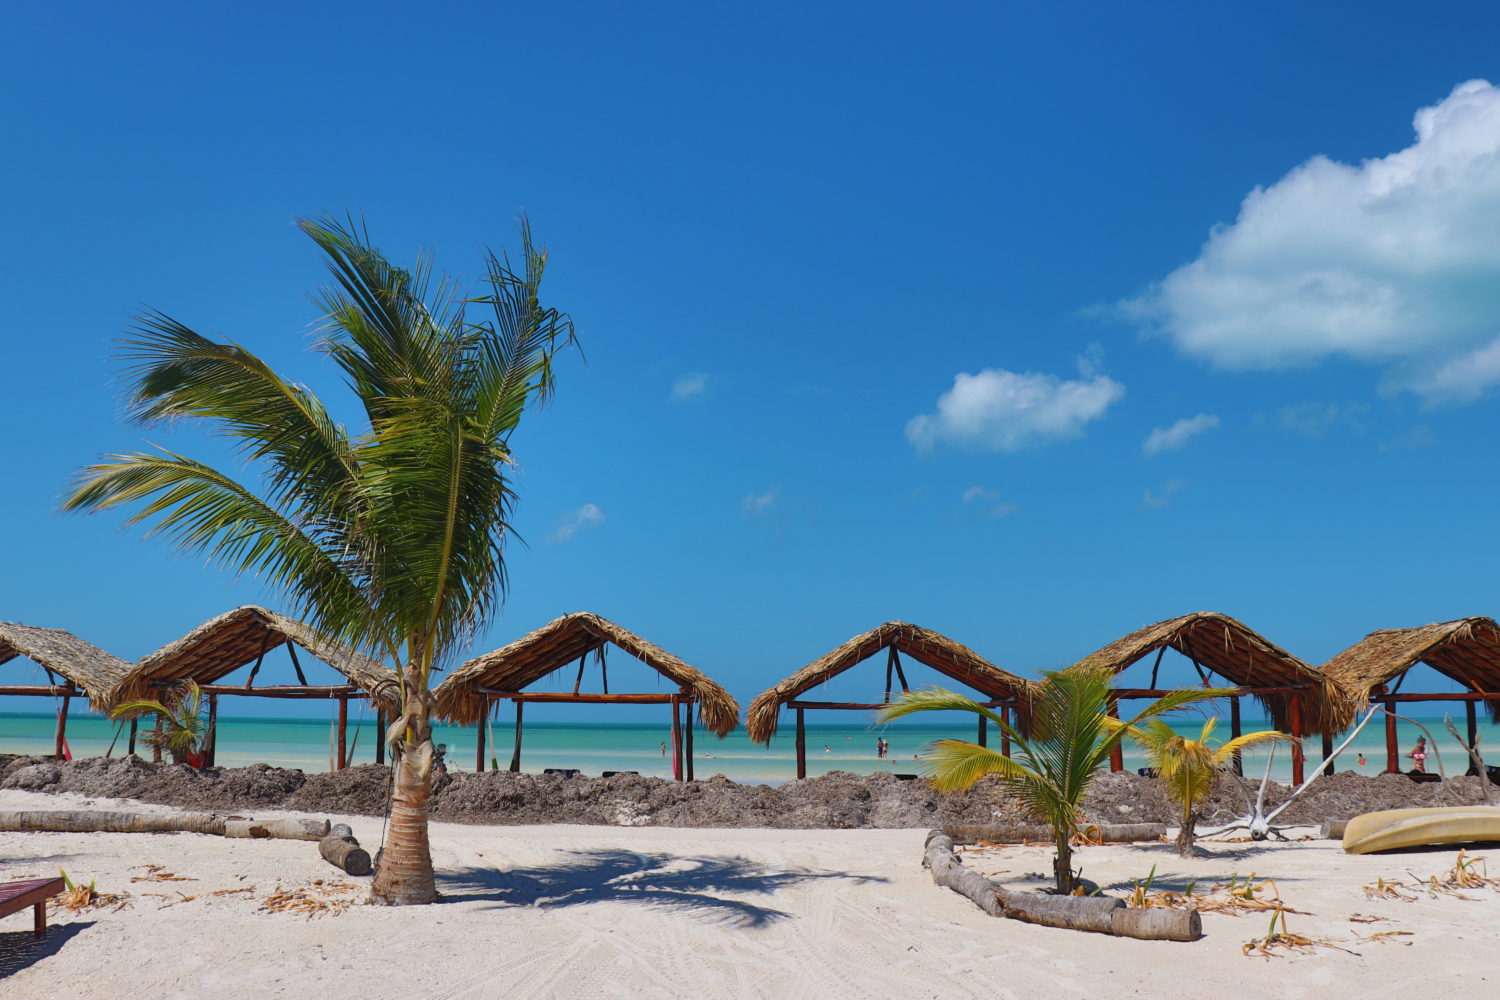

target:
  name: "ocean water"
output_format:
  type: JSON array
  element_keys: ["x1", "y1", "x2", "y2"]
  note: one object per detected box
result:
[{"x1": 3, "y1": 709, "x2": 1493, "y2": 784}]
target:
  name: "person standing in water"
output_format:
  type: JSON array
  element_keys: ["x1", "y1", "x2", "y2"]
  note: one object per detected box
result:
[{"x1": 1408, "y1": 736, "x2": 1429, "y2": 773}]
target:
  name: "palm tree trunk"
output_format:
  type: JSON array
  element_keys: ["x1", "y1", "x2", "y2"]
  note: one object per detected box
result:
[
  {"x1": 370, "y1": 689, "x2": 439, "y2": 906},
  {"x1": 1175, "y1": 812, "x2": 1198, "y2": 857},
  {"x1": 1053, "y1": 838, "x2": 1074, "y2": 894}
]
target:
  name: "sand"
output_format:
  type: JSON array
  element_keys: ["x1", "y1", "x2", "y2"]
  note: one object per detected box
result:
[{"x1": 4, "y1": 789, "x2": 1500, "y2": 999}]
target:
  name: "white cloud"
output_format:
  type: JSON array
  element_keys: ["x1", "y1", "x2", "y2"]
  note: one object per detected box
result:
[
  {"x1": 1140, "y1": 478, "x2": 1187, "y2": 510},
  {"x1": 961, "y1": 485, "x2": 998, "y2": 503},
  {"x1": 671, "y1": 373, "x2": 709, "y2": 400},
  {"x1": 741, "y1": 487, "x2": 778, "y2": 514},
  {"x1": 548, "y1": 503, "x2": 605, "y2": 542},
  {"x1": 1142, "y1": 413, "x2": 1220, "y2": 456},
  {"x1": 907, "y1": 368, "x2": 1124, "y2": 452},
  {"x1": 1262, "y1": 401, "x2": 1371, "y2": 437},
  {"x1": 1122, "y1": 80, "x2": 1500, "y2": 401},
  {"x1": 960, "y1": 485, "x2": 1019, "y2": 519},
  {"x1": 1402, "y1": 335, "x2": 1500, "y2": 405}
]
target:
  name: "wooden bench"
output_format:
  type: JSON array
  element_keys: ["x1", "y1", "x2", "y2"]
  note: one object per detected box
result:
[{"x1": 0, "y1": 877, "x2": 65, "y2": 938}]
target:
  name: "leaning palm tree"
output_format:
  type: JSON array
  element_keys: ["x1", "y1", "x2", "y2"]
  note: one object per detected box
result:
[
  {"x1": 1111, "y1": 716, "x2": 1293, "y2": 856},
  {"x1": 878, "y1": 662, "x2": 1231, "y2": 893},
  {"x1": 64, "y1": 215, "x2": 576, "y2": 905},
  {"x1": 109, "y1": 680, "x2": 209, "y2": 766}
]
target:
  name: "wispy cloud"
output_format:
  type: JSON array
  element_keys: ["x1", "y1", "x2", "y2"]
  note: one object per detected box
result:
[
  {"x1": 1259, "y1": 401, "x2": 1370, "y2": 438},
  {"x1": 907, "y1": 367, "x2": 1124, "y2": 452},
  {"x1": 1139, "y1": 478, "x2": 1187, "y2": 510},
  {"x1": 1142, "y1": 413, "x2": 1220, "y2": 456},
  {"x1": 1117, "y1": 79, "x2": 1500, "y2": 404},
  {"x1": 741, "y1": 487, "x2": 778, "y2": 515},
  {"x1": 671, "y1": 373, "x2": 709, "y2": 400},
  {"x1": 960, "y1": 485, "x2": 1019, "y2": 519},
  {"x1": 548, "y1": 503, "x2": 605, "y2": 542}
]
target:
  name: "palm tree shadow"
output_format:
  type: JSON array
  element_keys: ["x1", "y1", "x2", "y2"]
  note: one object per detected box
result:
[{"x1": 438, "y1": 850, "x2": 886, "y2": 928}]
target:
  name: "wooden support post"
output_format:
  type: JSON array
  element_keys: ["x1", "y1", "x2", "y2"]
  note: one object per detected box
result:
[
  {"x1": 152, "y1": 715, "x2": 163, "y2": 763},
  {"x1": 796, "y1": 707, "x2": 807, "y2": 780},
  {"x1": 128, "y1": 718, "x2": 138, "y2": 756},
  {"x1": 684, "y1": 699, "x2": 695, "y2": 781},
  {"x1": 375, "y1": 711, "x2": 385, "y2": 765},
  {"x1": 1384, "y1": 698, "x2": 1399, "y2": 773},
  {"x1": 1467, "y1": 700, "x2": 1479, "y2": 758},
  {"x1": 475, "y1": 697, "x2": 487, "y2": 773},
  {"x1": 884, "y1": 647, "x2": 895, "y2": 704},
  {"x1": 1321, "y1": 732, "x2": 1334, "y2": 771},
  {"x1": 1000, "y1": 705, "x2": 1011, "y2": 757},
  {"x1": 53, "y1": 691, "x2": 70, "y2": 761},
  {"x1": 206, "y1": 693, "x2": 218, "y2": 767},
  {"x1": 336, "y1": 695, "x2": 348, "y2": 771},
  {"x1": 1289, "y1": 692, "x2": 1305, "y2": 786},
  {"x1": 977, "y1": 716, "x2": 987, "y2": 748},
  {"x1": 509, "y1": 699, "x2": 524, "y2": 772},
  {"x1": 1229, "y1": 696, "x2": 1243, "y2": 776},
  {"x1": 1107, "y1": 697, "x2": 1123, "y2": 773},
  {"x1": 671, "y1": 697, "x2": 684, "y2": 781}
]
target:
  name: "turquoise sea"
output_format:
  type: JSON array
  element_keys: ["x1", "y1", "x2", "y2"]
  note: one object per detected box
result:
[{"x1": 3, "y1": 709, "x2": 1494, "y2": 784}]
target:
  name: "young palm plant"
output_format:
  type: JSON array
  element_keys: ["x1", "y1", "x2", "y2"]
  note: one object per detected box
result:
[
  {"x1": 878, "y1": 662, "x2": 1232, "y2": 893},
  {"x1": 64, "y1": 215, "x2": 576, "y2": 905},
  {"x1": 1110, "y1": 716, "x2": 1293, "y2": 856},
  {"x1": 109, "y1": 680, "x2": 208, "y2": 765}
]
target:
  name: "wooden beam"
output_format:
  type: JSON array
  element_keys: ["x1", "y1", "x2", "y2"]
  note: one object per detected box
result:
[
  {"x1": 1384, "y1": 698, "x2": 1399, "y2": 774},
  {"x1": 1289, "y1": 692, "x2": 1304, "y2": 785},
  {"x1": 785, "y1": 699, "x2": 1014, "y2": 711},
  {"x1": 1467, "y1": 699, "x2": 1480, "y2": 755},
  {"x1": 472, "y1": 689, "x2": 682, "y2": 705},
  {"x1": 1112, "y1": 686, "x2": 1304, "y2": 698},
  {"x1": 1107, "y1": 696, "x2": 1122, "y2": 773},
  {"x1": 670, "y1": 697, "x2": 683, "y2": 782},
  {"x1": 374, "y1": 710, "x2": 385, "y2": 766},
  {"x1": 152, "y1": 683, "x2": 358, "y2": 698},
  {"x1": 128, "y1": 717, "x2": 138, "y2": 756},
  {"x1": 286, "y1": 642, "x2": 309, "y2": 686},
  {"x1": 1229, "y1": 696, "x2": 1242, "y2": 777},
  {"x1": 977, "y1": 716, "x2": 987, "y2": 748},
  {"x1": 685, "y1": 700, "x2": 695, "y2": 781},
  {"x1": 206, "y1": 693, "x2": 218, "y2": 767},
  {"x1": 1367, "y1": 691, "x2": 1500, "y2": 703},
  {"x1": 475, "y1": 696, "x2": 486, "y2": 773},
  {"x1": 1000, "y1": 705, "x2": 1011, "y2": 757},
  {"x1": 0, "y1": 686, "x2": 81, "y2": 697},
  {"x1": 337, "y1": 696, "x2": 348, "y2": 771},
  {"x1": 54, "y1": 691, "x2": 70, "y2": 761}
]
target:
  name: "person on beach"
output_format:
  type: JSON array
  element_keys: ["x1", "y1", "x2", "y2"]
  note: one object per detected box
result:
[
  {"x1": 660, "y1": 742, "x2": 667, "y2": 757},
  {"x1": 823, "y1": 745, "x2": 832, "y2": 752},
  {"x1": 1357, "y1": 753, "x2": 1367, "y2": 767},
  {"x1": 1409, "y1": 737, "x2": 1428, "y2": 773}
]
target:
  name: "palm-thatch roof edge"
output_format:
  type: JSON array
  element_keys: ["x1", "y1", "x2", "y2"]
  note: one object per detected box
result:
[
  {"x1": 432, "y1": 612, "x2": 740, "y2": 737},
  {"x1": 1320, "y1": 617, "x2": 1500, "y2": 723},
  {"x1": 0, "y1": 622, "x2": 132, "y2": 705}
]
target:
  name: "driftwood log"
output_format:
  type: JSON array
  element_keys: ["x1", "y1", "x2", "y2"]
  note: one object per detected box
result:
[
  {"x1": 1, "y1": 810, "x2": 328, "y2": 842},
  {"x1": 319, "y1": 834, "x2": 372, "y2": 876},
  {"x1": 943, "y1": 823, "x2": 1166, "y2": 845},
  {"x1": 1319, "y1": 819, "x2": 1348, "y2": 840},
  {"x1": 923, "y1": 831, "x2": 1201, "y2": 941}
]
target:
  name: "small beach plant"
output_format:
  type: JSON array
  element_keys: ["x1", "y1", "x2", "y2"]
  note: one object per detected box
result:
[
  {"x1": 1109, "y1": 716, "x2": 1292, "y2": 856},
  {"x1": 878, "y1": 662, "x2": 1231, "y2": 893},
  {"x1": 109, "y1": 680, "x2": 208, "y2": 765},
  {"x1": 65, "y1": 215, "x2": 576, "y2": 905}
]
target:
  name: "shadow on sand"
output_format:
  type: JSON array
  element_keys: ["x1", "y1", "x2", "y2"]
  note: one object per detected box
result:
[
  {"x1": 0, "y1": 920, "x2": 93, "y2": 980},
  {"x1": 438, "y1": 849, "x2": 885, "y2": 927}
]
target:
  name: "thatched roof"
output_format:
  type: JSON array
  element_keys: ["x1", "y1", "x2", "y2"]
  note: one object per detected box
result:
[
  {"x1": 1076, "y1": 611, "x2": 1347, "y2": 735},
  {"x1": 746, "y1": 621, "x2": 1033, "y2": 745},
  {"x1": 1321, "y1": 618, "x2": 1500, "y2": 721},
  {"x1": 105, "y1": 606, "x2": 401, "y2": 712},
  {"x1": 431, "y1": 612, "x2": 740, "y2": 736},
  {"x1": 0, "y1": 622, "x2": 132, "y2": 704}
]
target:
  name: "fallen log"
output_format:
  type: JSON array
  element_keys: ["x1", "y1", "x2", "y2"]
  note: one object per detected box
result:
[
  {"x1": 943, "y1": 822, "x2": 1166, "y2": 845},
  {"x1": 319, "y1": 834, "x2": 371, "y2": 876},
  {"x1": 0, "y1": 809, "x2": 227, "y2": 836},
  {"x1": 923, "y1": 831, "x2": 1201, "y2": 941},
  {"x1": 225, "y1": 817, "x2": 329, "y2": 841},
  {"x1": 1319, "y1": 819, "x2": 1348, "y2": 840}
]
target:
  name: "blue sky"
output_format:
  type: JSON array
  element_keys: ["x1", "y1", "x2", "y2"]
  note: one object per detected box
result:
[{"x1": 4, "y1": 2, "x2": 1500, "y2": 721}]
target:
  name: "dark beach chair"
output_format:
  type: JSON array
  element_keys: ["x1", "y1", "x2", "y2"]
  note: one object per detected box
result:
[{"x1": 0, "y1": 877, "x2": 65, "y2": 938}]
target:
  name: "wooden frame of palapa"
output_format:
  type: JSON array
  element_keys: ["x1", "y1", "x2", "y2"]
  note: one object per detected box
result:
[
  {"x1": 1076, "y1": 611, "x2": 1348, "y2": 785},
  {"x1": 745, "y1": 622, "x2": 1034, "y2": 779},
  {"x1": 431, "y1": 612, "x2": 740, "y2": 780},
  {"x1": 1321, "y1": 617, "x2": 1500, "y2": 775},
  {"x1": 0, "y1": 623, "x2": 133, "y2": 760},
  {"x1": 104, "y1": 606, "x2": 401, "y2": 769}
]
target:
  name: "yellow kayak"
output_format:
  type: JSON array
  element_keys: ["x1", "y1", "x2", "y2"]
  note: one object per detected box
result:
[{"x1": 1342, "y1": 806, "x2": 1500, "y2": 854}]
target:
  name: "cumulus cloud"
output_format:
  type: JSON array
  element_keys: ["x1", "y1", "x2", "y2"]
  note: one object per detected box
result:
[
  {"x1": 1122, "y1": 80, "x2": 1500, "y2": 401},
  {"x1": 907, "y1": 368, "x2": 1124, "y2": 452},
  {"x1": 548, "y1": 503, "x2": 605, "y2": 542},
  {"x1": 1142, "y1": 413, "x2": 1220, "y2": 456},
  {"x1": 1140, "y1": 478, "x2": 1187, "y2": 510},
  {"x1": 741, "y1": 487, "x2": 778, "y2": 514},
  {"x1": 671, "y1": 373, "x2": 709, "y2": 400}
]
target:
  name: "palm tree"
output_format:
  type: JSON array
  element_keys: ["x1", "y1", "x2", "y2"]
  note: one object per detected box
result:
[
  {"x1": 64, "y1": 215, "x2": 576, "y2": 905},
  {"x1": 878, "y1": 663, "x2": 1232, "y2": 893},
  {"x1": 1111, "y1": 716, "x2": 1293, "y2": 856},
  {"x1": 110, "y1": 680, "x2": 208, "y2": 765}
]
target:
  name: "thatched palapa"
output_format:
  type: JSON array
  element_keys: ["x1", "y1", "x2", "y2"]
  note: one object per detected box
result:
[
  {"x1": 433, "y1": 612, "x2": 739, "y2": 736},
  {"x1": 0, "y1": 622, "x2": 132, "y2": 705},
  {"x1": 1076, "y1": 611, "x2": 1346, "y2": 736},
  {"x1": 746, "y1": 621, "x2": 1032, "y2": 745},
  {"x1": 1321, "y1": 617, "x2": 1500, "y2": 722},
  {"x1": 106, "y1": 606, "x2": 401, "y2": 713}
]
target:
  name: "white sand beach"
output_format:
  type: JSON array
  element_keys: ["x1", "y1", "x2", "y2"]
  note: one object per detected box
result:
[{"x1": 4, "y1": 788, "x2": 1500, "y2": 999}]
